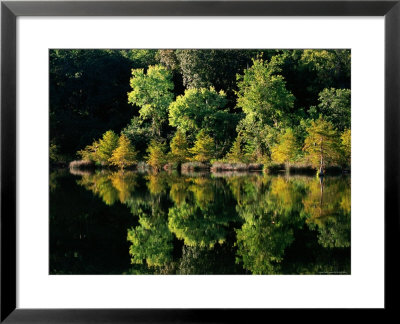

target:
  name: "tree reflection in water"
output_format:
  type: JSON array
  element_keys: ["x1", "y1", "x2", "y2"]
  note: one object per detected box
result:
[{"x1": 50, "y1": 169, "x2": 350, "y2": 274}]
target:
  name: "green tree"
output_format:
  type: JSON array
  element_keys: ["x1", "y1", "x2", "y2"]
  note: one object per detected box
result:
[
  {"x1": 167, "y1": 86, "x2": 241, "y2": 158},
  {"x1": 236, "y1": 56, "x2": 295, "y2": 128},
  {"x1": 97, "y1": 130, "x2": 119, "y2": 163},
  {"x1": 225, "y1": 135, "x2": 244, "y2": 162},
  {"x1": 169, "y1": 130, "x2": 190, "y2": 164},
  {"x1": 271, "y1": 128, "x2": 300, "y2": 164},
  {"x1": 157, "y1": 49, "x2": 179, "y2": 70},
  {"x1": 50, "y1": 143, "x2": 60, "y2": 162},
  {"x1": 312, "y1": 88, "x2": 351, "y2": 131},
  {"x1": 174, "y1": 49, "x2": 267, "y2": 105},
  {"x1": 128, "y1": 65, "x2": 174, "y2": 137},
  {"x1": 122, "y1": 49, "x2": 158, "y2": 67},
  {"x1": 300, "y1": 49, "x2": 351, "y2": 96},
  {"x1": 189, "y1": 130, "x2": 215, "y2": 163},
  {"x1": 168, "y1": 87, "x2": 232, "y2": 143},
  {"x1": 303, "y1": 117, "x2": 341, "y2": 171},
  {"x1": 258, "y1": 50, "x2": 350, "y2": 115},
  {"x1": 108, "y1": 134, "x2": 137, "y2": 169},
  {"x1": 235, "y1": 56, "x2": 295, "y2": 159},
  {"x1": 236, "y1": 119, "x2": 280, "y2": 162},
  {"x1": 341, "y1": 129, "x2": 351, "y2": 168},
  {"x1": 121, "y1": 116, "x2": 152, "y2": 160},
  {"x1": 77, "y1": 139, "x2": 100, "y2": 162},
  {"x1": 146, "y1": 140, "x2": 167, "y2": 171}
]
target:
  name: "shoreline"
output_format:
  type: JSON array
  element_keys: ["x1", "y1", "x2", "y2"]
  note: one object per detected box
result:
[{"x1": 63, "y1": 160, "x2": 350, "y2": 176}]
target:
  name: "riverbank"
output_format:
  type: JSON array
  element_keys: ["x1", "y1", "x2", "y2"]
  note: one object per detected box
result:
[{"x1": 67, "y1": 159, "x2": 350, "y2": 175}]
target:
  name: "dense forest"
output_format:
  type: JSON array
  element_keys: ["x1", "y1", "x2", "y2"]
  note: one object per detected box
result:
[{"x1": 50, "y1": 49, "x2": 351, "y2": 173}]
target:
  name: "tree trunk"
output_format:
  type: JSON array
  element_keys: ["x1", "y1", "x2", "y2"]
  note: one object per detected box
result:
[{"x1": 319, "y1": 139, "x2": 324, "y2": 176}]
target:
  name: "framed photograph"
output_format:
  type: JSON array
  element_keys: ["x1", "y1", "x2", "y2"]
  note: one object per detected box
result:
[{"x1": 1, "y1": 0, "x2": 398, "y2": 321}]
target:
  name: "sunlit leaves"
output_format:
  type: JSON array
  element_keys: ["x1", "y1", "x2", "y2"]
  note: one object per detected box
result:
[
  {"x1": 316, "y1": 88, "x2": 351, "y2": 132},
  {"x1": 146, "y1": 139, "x2": 168, "y2": 171},
  {"x1": 108, "y1": 134, "x2": 138, "y2": 169},
  {"x1": 189, "y1": 130, "x2": 216, "y2": 163},
  {"x1": 300, "y1": 49, "x2": 351, "y2": 91},
  {"x1": 303, "y1": 117, "x2": 341, "y2": 170},
  {"x1": 77, "y1": 140, "x2": 100, "y2": 162},
  {"x1": 128, "y1": 65, "x2": 174, "y2": 137},
  {"x1": 169, "y1": 130, "x2": 191, "y2": 165},
  {"x1": 341, "y1": 129, "x2": 351, "y2": 168},
  {"x1": 271, "y1": 128, "x2": 301, "y2": 164},
  {"x1": 225, "y1": 135, "x2": 244, "y2": 163},
  {"x1": 168, "y1": 87, "x2": 229, "y2": 142},
  {"x1": 236, "y1": 57, "x2": 295, "y2": 127},
  {"x1": 97, "y1": 130, "x2": 119, "y2": 163}
]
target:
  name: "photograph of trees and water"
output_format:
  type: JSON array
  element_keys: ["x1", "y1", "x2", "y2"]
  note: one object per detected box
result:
[{"x1": 50, "y1": 49, "x2": 351, "y2": 274}]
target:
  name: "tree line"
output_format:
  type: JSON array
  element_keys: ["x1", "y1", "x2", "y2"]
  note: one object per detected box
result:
[{"x1": 50, "y1": 49, "x2": 351, "y2": 172}]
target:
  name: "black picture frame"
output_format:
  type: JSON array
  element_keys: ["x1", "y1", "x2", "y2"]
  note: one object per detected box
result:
[{"x1": 1, "y1": 0, "x2": 398, "y2": 322}]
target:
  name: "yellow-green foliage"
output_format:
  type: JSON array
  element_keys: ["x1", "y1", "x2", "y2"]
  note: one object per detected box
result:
[
  {"x1": 189, "y1": 130, "x2": 215, "y2": 163},
  {"x1": 341, "y1": 129, "x2": 351, "y2": 167},
  {"x1": 302, "y1": 178, "x2": 351, "y2": 249},
  {"x1": 146, "y1": 173, "x2": 170, "y2": 195},
  {"x1": 50, "y1": 143, "x2": 59, "y2": 162},
  {"x1": 271, "y1": 128, "x2": 299, "y2": 164},
  {"x1": 236, "y1": 56, "x2": 295, "y2": 124},
  {"x1": 170, "y1": 130, "x2": 190, "y2": 164},
  {"x1": 76, "y1": 130, "x2": 118, "y2": 163},
  {"x1": 169, "y1": 179, "x2": 190, "y2": 206},
  {"x1": 127, "y1": 209, "x2": 174, "y2": 268},
  {"x1": 77, "y1": 171, "x2": 119, "y2": 205},
  {"x1": 127, "y1": 65, "x2": 174, "y2": 137},
  {"x1": 303, "y1": 117, "x2": 341, "y2": 169},
  {"x1": 300, "y1": 50, "x2": 337, "y2": 71},
  {"x1": 146, "y1": 140, "x2": 167, "y2": 170},
  {"x1": 225, "y1": 135, "x2": 243, "y2": 163},
  {"x1": 98, "y1": 130, "x2": 119, "y2": 162},
  {"x1": 108, "y1": 134, "x2": 137, "y2": 169},
  {"x1": 77, "y1": 140, "x2": 100, "y2": 162},
  {"x1": 109, "y1": 171, "x2": 137, "y2": 203}
]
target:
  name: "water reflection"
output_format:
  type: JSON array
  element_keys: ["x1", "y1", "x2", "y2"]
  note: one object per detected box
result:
[{"x1": 50, "y1": 169, "x2": 350, "y2": 274}]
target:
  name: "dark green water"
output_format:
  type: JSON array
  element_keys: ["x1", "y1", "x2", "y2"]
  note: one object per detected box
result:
[{"x1": 50, "y1": 169, "x2": 350, "y2": 275}]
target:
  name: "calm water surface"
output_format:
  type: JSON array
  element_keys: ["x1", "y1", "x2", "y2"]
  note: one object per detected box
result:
[{"x1": 50, "y1": 169, "x2": 350, "y2": 275}]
